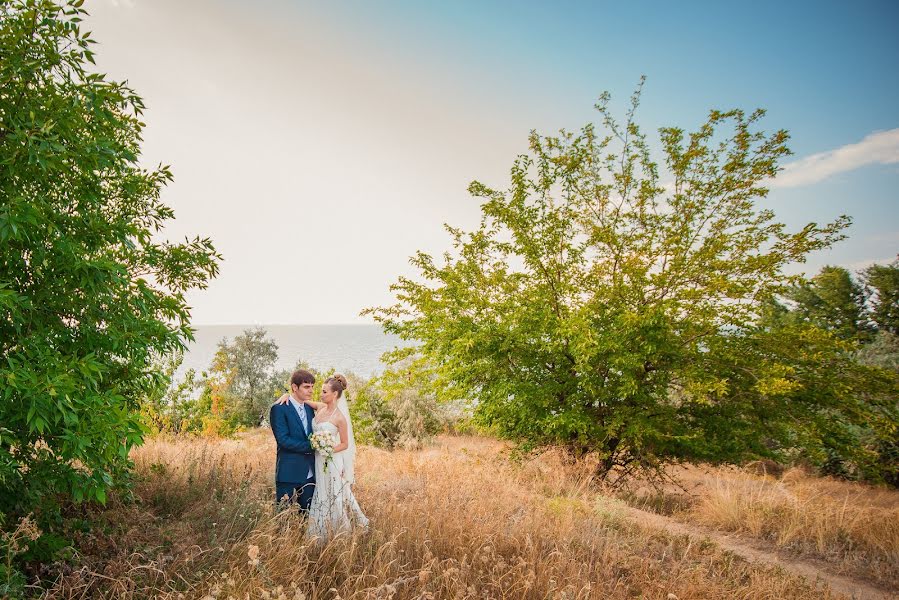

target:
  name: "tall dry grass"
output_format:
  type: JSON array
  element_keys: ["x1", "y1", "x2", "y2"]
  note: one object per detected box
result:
[
  {"x1": 614, "y1": 462, "x2": 899, "y2": 589},
  {"x1": 38, "y1": 432, "x2": 845, "y2": 599}
]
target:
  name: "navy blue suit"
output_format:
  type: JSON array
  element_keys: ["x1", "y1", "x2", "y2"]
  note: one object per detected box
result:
[{"x1": 270, "y1": 401, "x2": 316, "y2": 512}]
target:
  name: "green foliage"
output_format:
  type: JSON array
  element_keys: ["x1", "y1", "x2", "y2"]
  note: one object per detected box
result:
[
  {"x1": 263, "y1": 360, "x2": 442, "y2": 450},
  {"x1": 705, "y1": 324, "x2": 897, "y2": 482},
  {"x1": 765, "y1": 259, "x2": 899, "y2": 342},
  {"x1": 138, "y1": 336, "x2": 441, "y2": 448},
  {"x1": 0, "y1": 0, "x2": 219, "y2": 559},
  {"x1": 335, "y1": 372, "x2": 398, "y2": 449},
  {"x1": 366, "y1": 82, "x2": 854, "y2": 481},
  {"x1": 139, "y1": 352, "x2": 205, "y2": 434},
  {"x1": 857, "y1": 331, "x2": 899, "y2": 373},
  {"x1": 271, "y1": 363, "x2": 408, "y2": 449},
  {"x1": 863, "y1": 257, "x2": 899, "y2": 335},
  {"x1": 852, "y1": 330, "x2": 899, "y2": 486},
  {"x1": 374, "y1": 356, "x2": 445, "y2": 449},
  {"x1": 785, "y1": 266, "x2": 871, "y2": 340},
  {"x1": 206, "y1": 327, "x2": 279, "y2": 427},
  {"x1": 758, "y1": 262, "x2": 899, "y2": 483}
]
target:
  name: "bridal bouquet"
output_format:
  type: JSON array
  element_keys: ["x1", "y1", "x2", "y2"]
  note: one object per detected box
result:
[{"x1": 309, "y1": 431, "x2": 338, "y2": 473}]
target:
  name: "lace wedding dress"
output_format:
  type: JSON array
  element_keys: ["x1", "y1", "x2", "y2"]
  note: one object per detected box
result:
[{"x1": 307, "y1": 420, "x2": 369, "y2": 541}]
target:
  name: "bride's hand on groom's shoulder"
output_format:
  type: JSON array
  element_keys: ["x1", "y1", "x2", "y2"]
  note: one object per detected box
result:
[{"x1": 275, "y1": 392, "x2": 290, "y2": 405}]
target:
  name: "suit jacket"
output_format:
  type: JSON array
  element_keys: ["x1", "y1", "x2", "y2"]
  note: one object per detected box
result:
[{"x1": 270, "y1": 401, "x2": 316, "y2": 483}]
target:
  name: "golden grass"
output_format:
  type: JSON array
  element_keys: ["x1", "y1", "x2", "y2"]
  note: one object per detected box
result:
[
  {"x1": 37, "y1": 432, "x2": 866, "y2": 599},
  {"x1": 616, "y1": 463, "x2": 899, "y2": 589}
]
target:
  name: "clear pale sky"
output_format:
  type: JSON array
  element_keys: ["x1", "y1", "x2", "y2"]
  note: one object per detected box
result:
[{"x1": 86, "y1": 0, "x2": 899, "y2": 325}]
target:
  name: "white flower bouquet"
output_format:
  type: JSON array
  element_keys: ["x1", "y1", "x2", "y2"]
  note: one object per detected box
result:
[{"x1": 309, "y1": 430, "x2": 338, "y2": 472}]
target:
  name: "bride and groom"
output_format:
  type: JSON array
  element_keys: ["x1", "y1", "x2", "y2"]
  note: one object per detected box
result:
[{"x1": 269, "y1": 369, "x2": 368, "y2": 540}]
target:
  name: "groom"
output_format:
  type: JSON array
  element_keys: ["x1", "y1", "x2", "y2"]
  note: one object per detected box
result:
[{"x1": 270, "y1": 369, "x2": 316, "y2": 512}]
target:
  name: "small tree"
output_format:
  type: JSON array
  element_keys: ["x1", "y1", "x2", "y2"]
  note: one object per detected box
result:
[
  {"x1": 375, "y1": 355, "x2": 443, "y2": 449},
  {"x1": 366, "y1": 81, "x2": 852, "y2": 480},
  {"x1": 336, "y1": 371, "x2": 402, "y2": 449},
  {"x1": 205, "y1": 328, "x2": 279, "y2": 427},
  {"x1": 787, "y1": 266, "x2": 870, "y2": 340},
  {"x1": 0, "y1": 0, "x2": 220, "y2": 548},
  {"x1": 758, "y1": 263, "x2": 899, "y2": 483},
  {"x1": 139, "y1": 353, "x2": 203, "y2": 434},
  {"x1": 702, "y1": 322, "x2": 897, "y2": 482},
  {"x1": 863, "y1": 257, "x2": 899, "y2": 335},
  {"x1": 857, "y1": 331, "x2": 899, "y2": 373}
]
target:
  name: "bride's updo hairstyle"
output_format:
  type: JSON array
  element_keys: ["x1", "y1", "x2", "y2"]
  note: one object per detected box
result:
[{"x1": 326, "y1": 373, "x2": 348, "y2": 398}]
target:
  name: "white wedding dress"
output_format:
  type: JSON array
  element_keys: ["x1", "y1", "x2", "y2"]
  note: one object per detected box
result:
[{"x1": 307, "y1": 420, "x2": 368, "y2": 542}]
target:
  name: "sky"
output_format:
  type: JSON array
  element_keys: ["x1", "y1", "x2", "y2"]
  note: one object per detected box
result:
[{"x1": 85, "y1": 0, "x2": 899, "y2": 325}]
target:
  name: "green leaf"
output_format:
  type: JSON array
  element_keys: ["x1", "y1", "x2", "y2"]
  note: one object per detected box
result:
[{"x1": 0, "y1": 0, "x2": 220, "y2": 538}]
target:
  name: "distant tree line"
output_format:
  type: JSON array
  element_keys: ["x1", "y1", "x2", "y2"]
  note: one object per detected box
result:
[
  {"x1": 760, "y1": 261, "x2": 899, "y2": 482},
  {"x1": 140, "y1": 327, "x2": 458, "y2": 450},
  {"x1": 763, "y1": 261, "x2": 899, "y2": 343}
]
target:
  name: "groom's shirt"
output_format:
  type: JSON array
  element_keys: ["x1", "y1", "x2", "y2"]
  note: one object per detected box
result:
[{"x1": 289, "y1": 395, "x2": 314, "y2": 479}]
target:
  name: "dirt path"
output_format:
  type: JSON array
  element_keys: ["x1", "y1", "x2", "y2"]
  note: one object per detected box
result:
[{"x1": 612, "y1": 502, "x2": 896, "y2": 600}]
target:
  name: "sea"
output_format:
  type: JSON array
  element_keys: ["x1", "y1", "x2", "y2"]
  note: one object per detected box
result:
[{"x1": 179, "y1": 324, "x2": 408, "y2": 379}]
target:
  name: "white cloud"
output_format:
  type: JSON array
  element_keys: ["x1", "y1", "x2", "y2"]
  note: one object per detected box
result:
[
  {"x1": 774, "y1": 128, "x2": 899, "y2": 188},
  {"x1": 840, "y1": 256, "x2": 897, "y2": 272},
  {"x1": 661, "y1": 128, "x2": 899, "y2": 194}
]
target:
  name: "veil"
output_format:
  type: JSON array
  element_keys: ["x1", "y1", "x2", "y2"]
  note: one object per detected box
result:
[{"x1": 337, "y1": 393, "x2": 356, "y2": 484}]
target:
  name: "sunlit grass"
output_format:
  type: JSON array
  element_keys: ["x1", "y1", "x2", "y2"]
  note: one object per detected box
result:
[
  {"x1": 611, "y1": 461, "x2": 899, "y2": 589},
  {"x1": 39, "y1": 431, "x2": 881, "y2": 598}
]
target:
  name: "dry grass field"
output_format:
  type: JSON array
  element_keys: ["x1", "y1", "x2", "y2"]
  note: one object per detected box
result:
[
  {"x1": 34, "y1": 430, "x2": 899, "y2": 599},
  {"x1": 617, "y1": 462, "x2": 899, "y2": 591}
]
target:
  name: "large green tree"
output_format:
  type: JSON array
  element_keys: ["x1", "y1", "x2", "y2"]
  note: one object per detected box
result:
[
  {"x1": 0, "y1": 0, "x2": 219, "y2": 539},
  {"x1": 367, "y1": 83, "x2": 858, "y2": 480}
]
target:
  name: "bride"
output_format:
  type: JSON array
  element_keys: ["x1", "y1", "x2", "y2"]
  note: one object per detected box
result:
[{"x1": 278, "y1": 374, "x2": 368, "y2": 540}]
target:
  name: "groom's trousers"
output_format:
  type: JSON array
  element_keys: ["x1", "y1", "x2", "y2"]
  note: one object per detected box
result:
[{"x1": 276, "y1": 477, "x2": 315, "y2": 513}]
